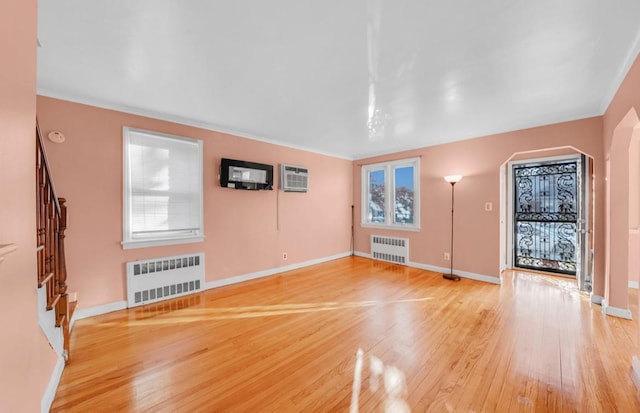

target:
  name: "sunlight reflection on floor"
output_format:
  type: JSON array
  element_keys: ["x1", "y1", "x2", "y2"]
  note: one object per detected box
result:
[
  {"x1": 512, "y1": 271, "x2": 582, "y2": 296},
  {"x1": 84, "y1": 296, "x2": 434, "y2": 327},
  {"x1": 351, "y1": 347, "x2": 411, "y2": 413}
]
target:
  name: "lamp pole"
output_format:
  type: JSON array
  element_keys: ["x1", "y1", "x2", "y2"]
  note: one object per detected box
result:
[{"x1": 443, "y1": 175, "x2": 462, "y2": 281}]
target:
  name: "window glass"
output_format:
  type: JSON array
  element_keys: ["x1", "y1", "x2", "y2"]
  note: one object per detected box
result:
[
  {"x1": 394, "y1": 165, "x2": 414, "y2": 224},
  {"x1": 361, "y1": 158, "x2": 420, "y2": 230},
  {"x1": 368, "y1": 169, "x2": 386, "y2": 223}
]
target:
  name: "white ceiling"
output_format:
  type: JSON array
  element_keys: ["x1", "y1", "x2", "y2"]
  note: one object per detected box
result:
[{"x1": 37, "y1": 1, "x2": 640, "y2": 160}]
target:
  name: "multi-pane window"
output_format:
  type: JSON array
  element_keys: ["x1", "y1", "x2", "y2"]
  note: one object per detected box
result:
[
  {"x1": 123, "y1": 127, "x2": 204, "y2": 249},
  {"x1": 361, "y1": 157, "x2": 420, "y2": 230}
]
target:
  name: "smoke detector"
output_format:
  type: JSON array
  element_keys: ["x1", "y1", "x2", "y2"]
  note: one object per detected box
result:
[{"x1": 47, "y1": 131, "x2": 66, "y2": 143}]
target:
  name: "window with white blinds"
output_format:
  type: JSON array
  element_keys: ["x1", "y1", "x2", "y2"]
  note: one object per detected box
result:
[{"x1": 123, "y1": 127, "x2": 204, "y2": 249}]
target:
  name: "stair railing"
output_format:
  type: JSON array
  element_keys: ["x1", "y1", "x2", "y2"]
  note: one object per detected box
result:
[{"x1": 36, "y1": 121, "x2": 70, "y2": 361}]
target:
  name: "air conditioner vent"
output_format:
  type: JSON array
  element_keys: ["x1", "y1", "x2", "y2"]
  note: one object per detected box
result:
[{"x1": 279, "y1": 164, "x2": 308, "y2": 192}]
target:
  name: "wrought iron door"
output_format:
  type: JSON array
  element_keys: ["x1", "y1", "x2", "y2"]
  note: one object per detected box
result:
[{"x1": 513, "y1": 161, "x2": 578, "y2": 275}]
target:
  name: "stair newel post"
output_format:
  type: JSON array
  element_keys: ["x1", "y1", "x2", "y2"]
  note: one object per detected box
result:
[
  {"x1": 56, "y1": 198, "x2": 70, "y2": 359},
  {"x1": 36, "y1": 145, "x2": 45, "y2": 283},
  {"x1": 47, "y1": 191, "x2": 56, "y2": 304},
  {"x1": 56, "y1": 198, "x2": 68, "y2": 293}
]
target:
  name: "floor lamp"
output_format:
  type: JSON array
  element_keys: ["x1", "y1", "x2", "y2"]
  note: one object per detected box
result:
[{"x1": 443, "y1": 175, "x2": 463, "y2": 281}]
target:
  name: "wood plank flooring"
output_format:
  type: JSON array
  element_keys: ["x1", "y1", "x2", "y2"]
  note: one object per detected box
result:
[{"x1": 51, "y1": 257, "x2": 640, "y2": 412}]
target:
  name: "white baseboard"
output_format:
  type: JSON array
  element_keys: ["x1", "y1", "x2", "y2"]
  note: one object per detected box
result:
[
  {"x1": 411, "y1": 262, "x2": 501, "y2": 285},
  {"x1": 591, "y1": 294, "x2": 604, "y2": 305},
  {"x1": 353, "y1": 251, "x2": 501, "y2": 285},
  {"x1": 74, "y1": 300, "x2": 128, "y2": 321},
  {"x1": 633, "y1": 356, "x2": 640, "y2": 390},
  {"x1": 41, "y1": 355, "x2": 65, "y2": 413},
  {"x1": 205, "y1": 251, "x2": 352, "y2": 290},
  {"x1": 629, "y1": 280, "x2": 639, "y2": 289},
  {"x1": 602, "y1": 299, "x2": 633, "y2": 320}
]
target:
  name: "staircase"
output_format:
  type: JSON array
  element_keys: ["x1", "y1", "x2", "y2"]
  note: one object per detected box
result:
[{"x1": 36, "y1": 121, "x2": 71, "y2": 361}]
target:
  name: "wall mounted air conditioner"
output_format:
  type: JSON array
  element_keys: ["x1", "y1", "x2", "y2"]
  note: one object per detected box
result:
[{"x1": 279, "y1": 164, "x2": 308, "y2": 192}]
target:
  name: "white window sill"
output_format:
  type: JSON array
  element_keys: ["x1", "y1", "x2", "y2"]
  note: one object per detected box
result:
[
  {"x1": 360, "y1": 223, "x2": 421, "y2": 232},
  {"x1": 122, "y1": 236, "x2": 204, "y2": 250}
]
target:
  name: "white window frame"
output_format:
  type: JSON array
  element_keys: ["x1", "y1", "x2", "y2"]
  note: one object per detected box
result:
[
  {"x1": 361, "y1": 157, "x2": 420, "y2": 231},
  {"x1": 122, "y1": 127, "x2": 204, "y2": 249}
]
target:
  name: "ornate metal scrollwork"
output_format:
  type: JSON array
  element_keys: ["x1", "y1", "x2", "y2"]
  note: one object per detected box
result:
[{"x1": 514, "y1": 161, "x2": 577, "y2": 275}]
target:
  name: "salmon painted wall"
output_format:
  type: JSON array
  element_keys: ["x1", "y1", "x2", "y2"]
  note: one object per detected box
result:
[
  {"x1": 603, "y1": 50, "x2": 640, "y2": 383},
  {"x1": 630, "y1": 136, "x2": 640, "y2": 287},
  {"x1": 603, "y1": 52, "x2": 640, "y2": 310},
  {"x1": 0, "y1": 1, "x2": 58, "y2": 411},
  {"x1": 604, "y1": 53, "x2": 640, "y2": 149},
  {"x1": 353, "y1": 117, "x2": 604, "y2": 282},
  {"x1": 36, "y1": 96, "x2": 353, "y2": 309}
]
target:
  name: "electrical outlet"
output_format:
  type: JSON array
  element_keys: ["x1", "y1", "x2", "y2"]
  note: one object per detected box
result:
[
  {"x1": 485, "y1": 202, "x2": 493, "y2": 211},
  {"x1": 282, "y1": 252, "x2": 288, "y2": 261},
  {"x1": 444, "y1": 252, "x2": 450, "y2": 261}
]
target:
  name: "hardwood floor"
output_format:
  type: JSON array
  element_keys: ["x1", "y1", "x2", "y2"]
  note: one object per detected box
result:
[{"x1": 51, "y1": 257, "x2": 640, "y2": 412}]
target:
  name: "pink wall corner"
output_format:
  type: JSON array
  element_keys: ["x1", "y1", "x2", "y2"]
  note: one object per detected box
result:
[
  {"x1": 600, "y1": 51, "x2": 640, "y2": 306},
  {"x1": 629, "y1": 232, "x2": 640, "y2": 286},
  {"x1": 602, "y1": 48, "x2": 640, "y2": 383},
  {"x1": 36, "y1": 96, "x2": 353, "y2": 309},
  {"x1": 353, "y1": 117, "x2": 604, "y2": 281},
  {"x1": 603, "y1": 50, "x2": 640, "y2": 311},
  {"x1": 0, "y1": 1, "x2": 59, "y2": 412},
  {"x1": 629, "y1": 136, "x2": 640, "y2": 287},
  {"x1": 605, "y1": 114, "x2": 640, "y2": 311},
  {"x1": 607, "y1": 119, "x2": 633, "y2": 309}
]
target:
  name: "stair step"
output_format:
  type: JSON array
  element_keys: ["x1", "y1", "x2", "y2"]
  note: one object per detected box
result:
[
  {"x1": 47, "y1": 293, "x2": 61, "y2": 311},
  {"x1": 39, "y1": 272, "x2": 54, "y2": 288}
]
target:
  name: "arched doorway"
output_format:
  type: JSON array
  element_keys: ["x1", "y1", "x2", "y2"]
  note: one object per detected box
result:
[
  {"x1": 604, "y1": 107, "x2": 640, "y2": 318},
  {"x1": 500, "y1": 147, "x2": 595, "y2": 292}
]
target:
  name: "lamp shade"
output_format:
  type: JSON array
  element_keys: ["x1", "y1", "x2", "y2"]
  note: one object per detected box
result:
[{"x1": 444, "y1": 174, "x2": 463, "y2": 184}]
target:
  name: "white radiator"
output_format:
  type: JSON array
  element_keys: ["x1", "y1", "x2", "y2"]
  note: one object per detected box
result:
[
  {"x1": 371, "y1": 235, "x2": 409, "y2": 265},
  {"x1": 126, "y1": 253, "x2": 205, "y2": 308}
]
